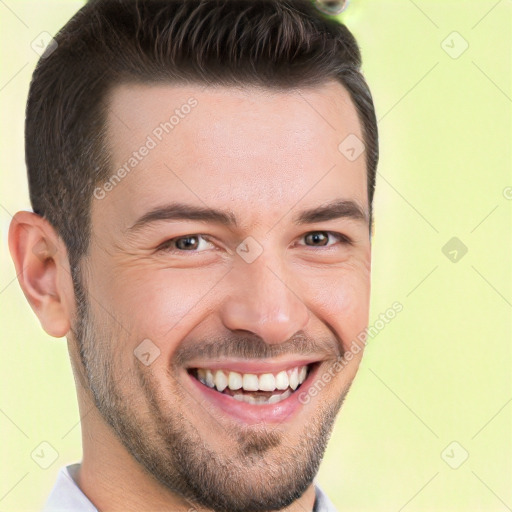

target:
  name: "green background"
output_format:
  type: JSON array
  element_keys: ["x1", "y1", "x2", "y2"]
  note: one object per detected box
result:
[{"x1": 1, "y1": 1, "x2": 510, "y2": 510}]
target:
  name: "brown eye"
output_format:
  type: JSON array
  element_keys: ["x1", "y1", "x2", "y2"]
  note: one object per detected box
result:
[
  {"x1": 304, "y1": 232, "x2": 330, "y2": 246},
  {"x1": 300, "y1": 231, "x2": 353, "y2": 248},
  {"x1": 175, "y1": 236, "x2": 200, "y2": 250},
  {"x1": 158, "y1": 234, "x2": 215, "y2": 253}
]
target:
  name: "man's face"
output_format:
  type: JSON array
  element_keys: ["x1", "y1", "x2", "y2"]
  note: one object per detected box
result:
[{"x1": 74, "y1": 81, "x2": 371, "y2": 512}]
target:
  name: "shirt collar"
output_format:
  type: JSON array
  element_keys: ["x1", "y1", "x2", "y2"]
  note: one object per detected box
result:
[{"x1": 43, "y1": 464, "x2": 338, "y2": 512}]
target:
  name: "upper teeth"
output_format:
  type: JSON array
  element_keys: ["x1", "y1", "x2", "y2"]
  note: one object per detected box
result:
[{"x1": 196, "y1": 366, "x2": 309, "y2": 393}]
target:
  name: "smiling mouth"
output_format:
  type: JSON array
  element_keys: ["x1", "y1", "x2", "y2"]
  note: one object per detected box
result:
[{"x1": 188, "y1": 364, "x2": 316, "y2": 405}]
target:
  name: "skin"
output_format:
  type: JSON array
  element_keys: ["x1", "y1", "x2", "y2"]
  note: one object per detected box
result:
[{"x1": 9, "y1": 80, "x2": 371, "y2": 512}]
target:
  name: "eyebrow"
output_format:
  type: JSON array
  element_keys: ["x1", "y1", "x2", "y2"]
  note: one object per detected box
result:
[
  {"x1": 127, "y1": 203, "x2": 237, "y2": 232},
  {"x1": 293, "y1": 199, "x2": 368, "y2": 225},
  {"x1": 126, "y1": 198, "x2": 368, "y2": 233}
]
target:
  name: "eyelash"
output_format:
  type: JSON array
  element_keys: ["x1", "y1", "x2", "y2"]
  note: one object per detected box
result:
[
  {"x1": 300, "y1": 231, "x2": 354, "y2": 247},
  {"x1": 157, "y1": 231, "x2": 353, "y2": 253}
]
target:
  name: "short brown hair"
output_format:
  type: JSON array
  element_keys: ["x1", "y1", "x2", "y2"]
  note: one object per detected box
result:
[{"x1": 26, "y1": 0, "x2": 378, "y2": 275}]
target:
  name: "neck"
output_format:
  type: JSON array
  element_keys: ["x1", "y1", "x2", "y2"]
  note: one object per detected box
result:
[{"x1": 76, "y1": 407, "x2": 193, "y2": 511}]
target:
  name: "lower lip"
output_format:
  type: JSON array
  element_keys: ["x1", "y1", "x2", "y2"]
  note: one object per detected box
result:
[{"x1": 186, "y1": 364, "x2": 320, "y2": 425}]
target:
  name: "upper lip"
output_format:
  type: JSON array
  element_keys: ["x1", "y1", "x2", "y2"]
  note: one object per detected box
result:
[{"x1": 186, "y1": 357, "x2": 322, "y2": 374}]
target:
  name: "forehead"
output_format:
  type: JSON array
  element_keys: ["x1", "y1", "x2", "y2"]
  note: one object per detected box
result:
[{"x1": 98, "y1": 80, "x2": 367, "y2": 232}]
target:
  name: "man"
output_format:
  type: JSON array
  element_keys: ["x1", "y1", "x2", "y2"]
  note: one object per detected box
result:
[{"x1": 8, "y1": 0, "x2": 378, "y2": 510}]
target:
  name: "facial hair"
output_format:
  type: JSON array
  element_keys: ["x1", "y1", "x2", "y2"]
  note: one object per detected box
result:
[{"x1": 70, "y1": 264, "x2": 350, "y2": 512}]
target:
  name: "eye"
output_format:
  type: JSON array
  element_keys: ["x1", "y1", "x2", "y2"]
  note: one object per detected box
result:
[
  {"x1": 157, "y1": 234, "x2": 215, "y2": 253},
  {"x1": 299, "y1": 231, "x2": 352, "y2": 247}
]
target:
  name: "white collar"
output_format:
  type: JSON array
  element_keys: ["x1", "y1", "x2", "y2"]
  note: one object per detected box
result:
[{"x1": 43, "y1": 464, "x2": 338, "y2": 511}]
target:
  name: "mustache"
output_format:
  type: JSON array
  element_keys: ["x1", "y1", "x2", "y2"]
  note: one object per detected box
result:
[{"x1": 172, "y1": 330, "x2": 343, "y2": 367}]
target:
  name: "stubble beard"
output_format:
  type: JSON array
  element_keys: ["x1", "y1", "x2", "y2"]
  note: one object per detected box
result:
[{"x1": 70, "y1": 266, "x2": 348, "y2": 512}]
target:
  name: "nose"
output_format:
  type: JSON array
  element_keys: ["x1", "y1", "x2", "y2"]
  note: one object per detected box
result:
[{"x1": 219, "y1": 254, "x2": 310, "y2": 345}]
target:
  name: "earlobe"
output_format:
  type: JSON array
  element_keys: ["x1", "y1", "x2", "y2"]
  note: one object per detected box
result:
[{"x1": 8, "y1": 211, "x2": 72, "y2": 338}]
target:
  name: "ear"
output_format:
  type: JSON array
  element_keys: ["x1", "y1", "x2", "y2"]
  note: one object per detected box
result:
[{"x1": 8, "y1": 211, "x2": 74, "y2": 338}]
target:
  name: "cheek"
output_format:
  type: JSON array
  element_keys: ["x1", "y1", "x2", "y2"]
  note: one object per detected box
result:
[
  {"x1": 105, "y1": 266, "x2": 225, "y2": 346},
  {"x1": 304, "y1": 265, "x2": 371, "y2": 349}
]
